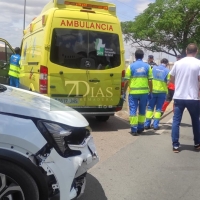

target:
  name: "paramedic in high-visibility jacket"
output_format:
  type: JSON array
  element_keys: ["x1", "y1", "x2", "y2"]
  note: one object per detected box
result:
[
  {"x1": 144, "y1": 58, "x2": 170, "y2": 130},
  {"x1": 8, "y1": 47, "x2": 21, "y2": 88},
  {"x1": 124, "y1": 49, "x2": 153, "y2": 136}
]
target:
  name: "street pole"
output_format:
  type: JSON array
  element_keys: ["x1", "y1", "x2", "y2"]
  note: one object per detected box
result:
[{"x1": 23, "y1": 0, "x2": 26, "y2": 30}]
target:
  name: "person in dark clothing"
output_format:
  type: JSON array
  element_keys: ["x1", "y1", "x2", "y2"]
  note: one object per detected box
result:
[{"x1": 148, "y1": 55, "x2": 157, "y2": 68}]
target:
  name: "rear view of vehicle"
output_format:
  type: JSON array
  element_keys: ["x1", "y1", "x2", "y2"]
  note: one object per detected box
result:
[
  {"x1": 48, "y1": 1, "x2": 125, "y2": 121},
  {"x1": 20, "y1": 0, "x2": 125, "y2": 121}
]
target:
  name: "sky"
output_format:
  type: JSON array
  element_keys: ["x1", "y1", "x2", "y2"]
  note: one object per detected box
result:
[{"x1": 0, "y1": 0, "x2": 173, "y2": 62}]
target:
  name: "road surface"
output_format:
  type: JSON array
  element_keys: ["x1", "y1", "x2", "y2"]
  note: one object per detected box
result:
[{"x1": 80, "y1": 110, "x2": 200, "y2": 200}]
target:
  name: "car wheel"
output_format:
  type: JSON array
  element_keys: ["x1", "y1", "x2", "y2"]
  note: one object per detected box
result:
[
  {"x1": 95, "y1": 116, "x2": 110, "y2": 122},
  {"x1": 0, "y1": 160, "x2": 39, "y2": 200}
]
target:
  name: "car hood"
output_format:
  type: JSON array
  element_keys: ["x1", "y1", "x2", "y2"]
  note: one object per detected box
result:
[{"x1": 0, "y1": 85, "x2": 89, "y2": 127}]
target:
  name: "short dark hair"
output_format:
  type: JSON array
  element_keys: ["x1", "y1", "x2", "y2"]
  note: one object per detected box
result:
[
  {"x1": 148, "y1": 55, "x2": 153, "y2": 59},
  {"x1": 186, "y1": 43, "x2": 198, "y2": 54},
  {"x1": 176, "y1": 54, "x2": 182, "y2": 59},
  {"x1": 161, "y1": 58, "x2": 169, "y2": 65},
  {"x1": 135, "y1": 49, "x2": 144, "y2": 60},
  {"x1": 14, "y1": 47, "x2": 21, "y2": 55}
]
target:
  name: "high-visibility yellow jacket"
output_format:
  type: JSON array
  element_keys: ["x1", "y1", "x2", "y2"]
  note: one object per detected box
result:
[
  {"x1": 152, "y1": 64, "x2": 170, "y2": 93},
  {"x1": 8, "y1": 54, "x2": 21, "y2": 78},
  {"x1": 125, "y1": 60, "x2": 153, "y2": 94}
]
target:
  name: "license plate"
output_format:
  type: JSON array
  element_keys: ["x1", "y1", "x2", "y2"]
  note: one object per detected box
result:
[{"x1": 54, "y1": 98, "x2": 79, "y2": 104}]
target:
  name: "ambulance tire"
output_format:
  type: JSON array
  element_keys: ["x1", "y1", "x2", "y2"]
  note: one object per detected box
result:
[{"x1": 95, "y1": 116, "x2": 110, "y2": 122}]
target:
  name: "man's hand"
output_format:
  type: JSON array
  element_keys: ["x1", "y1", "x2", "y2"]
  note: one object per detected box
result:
[
  {"x1": 148, "y1": 93, "x2": 153, "y2": 100},
  {"x1": 123, "y1": 93, "x2": 126, "y2": 101}
]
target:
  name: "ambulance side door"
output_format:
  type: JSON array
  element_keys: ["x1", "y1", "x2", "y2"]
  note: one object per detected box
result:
[{"x1": 0, "y1": 38, "x2": 15, "y2": 85}]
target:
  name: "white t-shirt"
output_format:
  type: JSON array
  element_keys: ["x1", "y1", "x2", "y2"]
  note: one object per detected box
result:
[{"x1": 170, "y1": 57, "x2": 200, "y2": 100}]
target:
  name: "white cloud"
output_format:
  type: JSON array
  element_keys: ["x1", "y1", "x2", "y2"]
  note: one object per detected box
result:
[
  {"x1": 0, "y1": 0, "x2": 49, "y2": 47},
  {"x1": 136, "y1": 2, "x2": 150, "y2": 13},
  {"x1": 117, "y1": 0, "x2": 132, "y2": 2}
]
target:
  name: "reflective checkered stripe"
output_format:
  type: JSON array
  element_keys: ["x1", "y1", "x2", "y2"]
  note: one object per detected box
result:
[
  {"x1": 154, "y1": 111, "x2": 161, "y2": 120},
  {"x1": 130, "y1": 115, "x2": 138, "y2": 126},
  {"x1": 146, "y1": 110, "x2": 153, "y2": 120},
  {"x1": 138, "y1": 114, "x2": 145, "y2": 124}
]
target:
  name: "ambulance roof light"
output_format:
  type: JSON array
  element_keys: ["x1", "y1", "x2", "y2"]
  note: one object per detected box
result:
[
  {"x1": 108, "y1": 6, "x2": 116, "y2": 12},
  {"x1": 64, "y1": 1, "x2": 109, "y2": 10},
  {"x1": 56, "y1": 0, "x2": 65, "y2": 4}
]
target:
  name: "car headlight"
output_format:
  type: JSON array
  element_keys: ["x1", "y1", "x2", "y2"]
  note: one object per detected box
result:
[{"x1": 37, "y1": 121, "x2": 91, "y2": 158}]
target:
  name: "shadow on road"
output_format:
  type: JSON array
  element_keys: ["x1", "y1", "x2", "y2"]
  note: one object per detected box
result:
[
  {"x1": 79, "y1": 174, "x2": 107, "y2": 200},
  {"x1": 159, "y1": 123, "x2": 172, "y2": 131},
  {"x1": 86, "y1": 116, "x2": 130, "y2": 132},
  {"x1": 140, "y1": 130, "x2": 160, "y2": 136},
  {"x1": 180, "y1": 123, "x2": 192, "y2": 127},
  {"x1": 179, "y1": 144, "x2": 200, "y2": 152}
]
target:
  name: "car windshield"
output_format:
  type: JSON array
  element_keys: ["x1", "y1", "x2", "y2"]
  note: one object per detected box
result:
[{"x1": 50, "y1": 28, "x2": 121, "y2": 70}]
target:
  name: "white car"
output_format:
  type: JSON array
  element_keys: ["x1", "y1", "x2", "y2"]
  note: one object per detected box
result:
[{"x1": 0, "y1": 84, "x2": 99, "y2": 200}]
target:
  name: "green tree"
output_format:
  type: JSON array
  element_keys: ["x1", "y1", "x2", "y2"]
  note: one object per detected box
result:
[{"x1": 122, "y1": 0, "x2": 200, "y2": 57}]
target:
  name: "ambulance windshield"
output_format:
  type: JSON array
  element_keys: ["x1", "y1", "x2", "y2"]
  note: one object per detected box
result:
[{"x1": 50, "y1": 28, "x2": 121, "y2": 70}]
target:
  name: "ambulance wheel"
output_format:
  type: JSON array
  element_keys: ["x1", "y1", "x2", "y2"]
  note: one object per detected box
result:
[
  {"x1": 0, "y1": 160, "x2": 39, "y2": 200},
  {"x1": 95, "y1": 116, "x2": 110, "y2": 122}
]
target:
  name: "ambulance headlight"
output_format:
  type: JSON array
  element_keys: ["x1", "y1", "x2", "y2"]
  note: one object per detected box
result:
[{"x1": 37, "y1": 121, "x2": 90, "y2": 157}]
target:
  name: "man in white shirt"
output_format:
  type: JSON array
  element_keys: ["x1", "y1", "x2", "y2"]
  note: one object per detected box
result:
[{"x1": 170, "y1": 43, "x2": 200, "y2": 153}]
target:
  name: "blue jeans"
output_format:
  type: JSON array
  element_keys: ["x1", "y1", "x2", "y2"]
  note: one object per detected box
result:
[
  {"x1": 9, "y1": 76, "x2": 19, "y2": 88},
  {"x1": 172, "y1": 99, "x2": 200, "y2": 147},
  {"x1": 129, "y1": 94, "x2": 148, "y2": 132},
  {"x1": 145, "y1": 93, "x2": 166, "y2": 128}
]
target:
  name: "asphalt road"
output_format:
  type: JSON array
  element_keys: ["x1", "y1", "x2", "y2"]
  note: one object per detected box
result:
[{"x1": 80, "y1": 110, "x2": 200, "y2": 200}]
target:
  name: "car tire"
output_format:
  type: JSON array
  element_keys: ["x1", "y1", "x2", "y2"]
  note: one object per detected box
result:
[
  {"x1": 0, "y1": 160, "x2": 39, "y2": 200},
  {"x1": 95, "y1": 116, "x2": 110, "y2": 122}
]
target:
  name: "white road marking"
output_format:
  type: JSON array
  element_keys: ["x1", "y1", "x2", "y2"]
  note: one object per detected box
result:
[
  {"x1": 155, "y1": 109, "x2": 188, "y2": 135},
  {"x1": 155, "y1": 118, "x2": 173, "y2": 135}
]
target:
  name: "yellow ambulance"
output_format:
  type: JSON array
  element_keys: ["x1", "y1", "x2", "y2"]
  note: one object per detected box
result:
[{"x1": 19, "y1": 0, "x2": 126, "y2": 121}]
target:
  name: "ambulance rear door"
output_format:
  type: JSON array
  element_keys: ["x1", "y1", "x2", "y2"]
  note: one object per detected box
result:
[
  {"x1": 47, "y1": 10, "x2": 89, "y2": 109},
  {"x1": 86, "y1": 13, "x2": 122, "y2": 109}
]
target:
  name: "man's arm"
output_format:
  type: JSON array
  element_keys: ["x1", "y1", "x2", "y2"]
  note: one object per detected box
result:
[
  {"x1": 166, "y1": 73, "x2": 170, "y2": 85},
  {"x1": 170, "y1": 75, "x2": 175, "y2": 84},
  {"x1": 169, "y1": 63, "x2": 176, "y2": 84},
  {"x1": 124, "y1": 65, "x2": 131, "y2": 94},
  {"x1": 124, "y1": 80, "x2": 129, "y2": 94},
  {"x1": 148, "y1": 66, "x2": 153, "y2": 93},
  {"x1": 148, "y1": 80, "x2": 153, "y2": 93}
]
